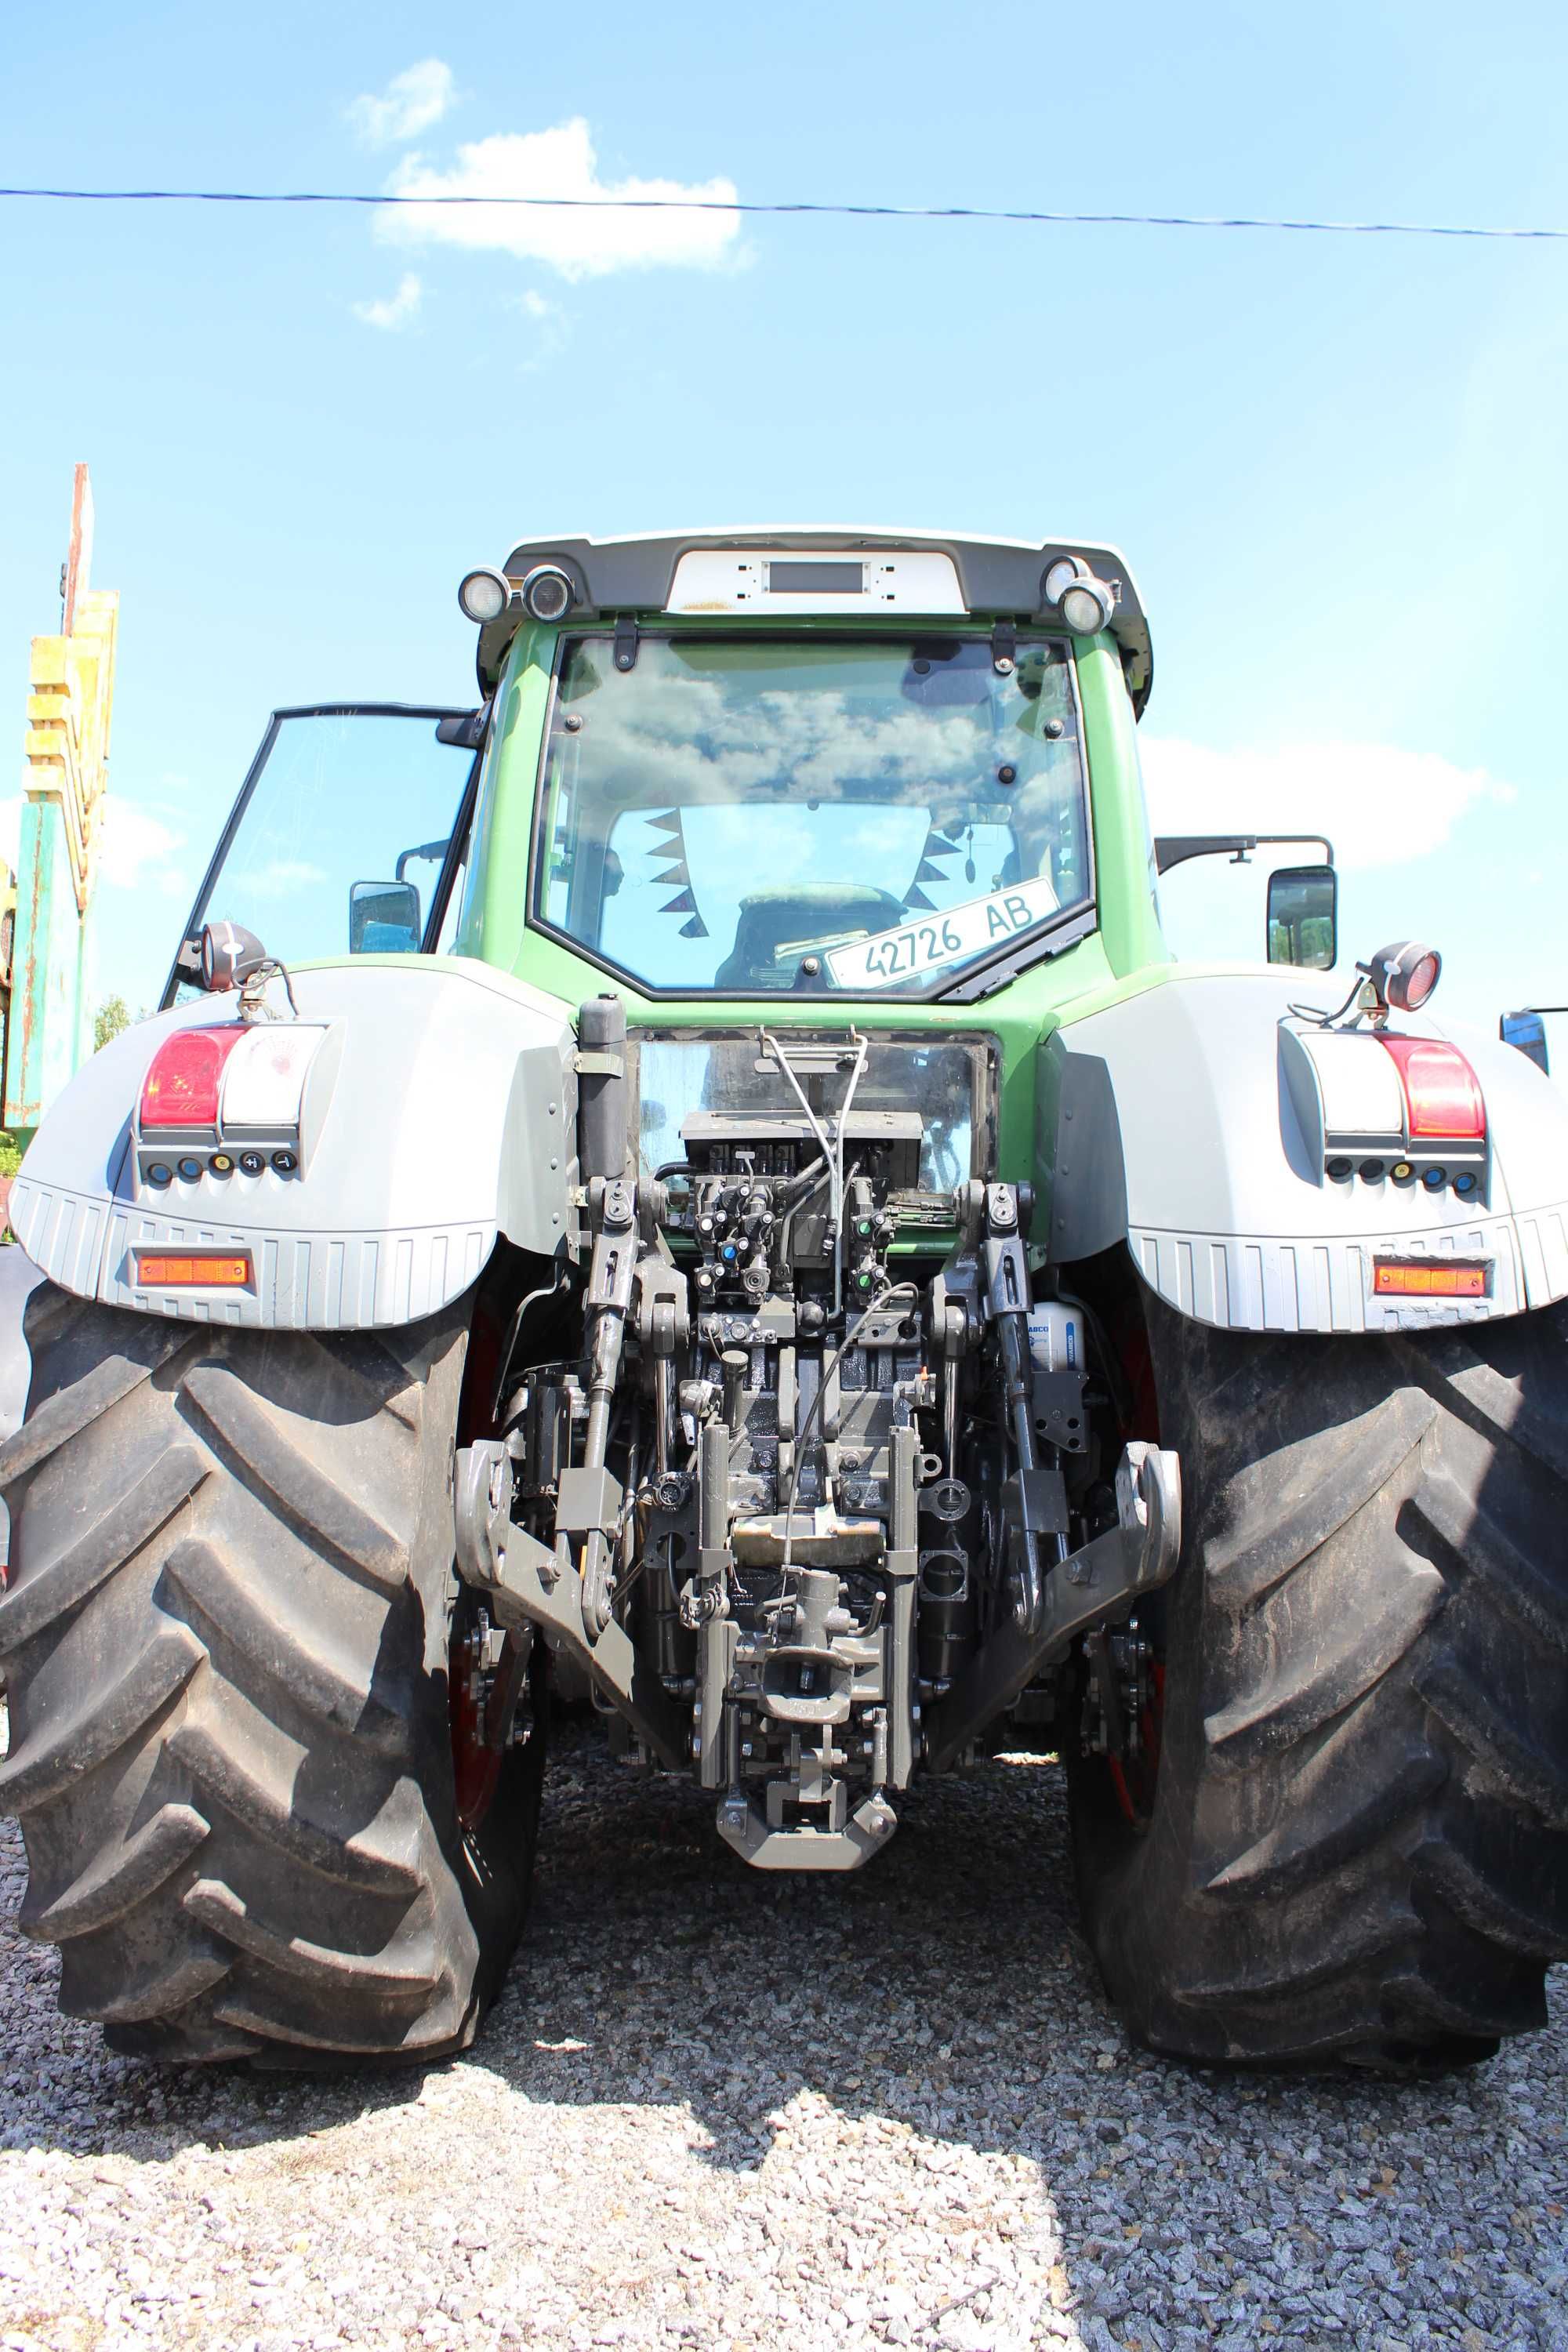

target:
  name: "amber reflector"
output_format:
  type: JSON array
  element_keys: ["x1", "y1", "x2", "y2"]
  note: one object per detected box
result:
[
  {"x1": 1373, "y1": 1259, "x2": 1489, "y2": 1299},
  {"x1": 136, "y1": 1253, "x2": 251, "y2": 1288}
]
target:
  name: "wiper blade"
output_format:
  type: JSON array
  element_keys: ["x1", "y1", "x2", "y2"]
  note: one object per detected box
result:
[{"x1": 931, "y1": 905, "x2": 1097, "y2": 1003}]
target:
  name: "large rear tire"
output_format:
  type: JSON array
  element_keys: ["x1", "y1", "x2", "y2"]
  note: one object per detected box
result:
[
  {"x1": 0, "y1": 1283, "x2": 543, "y2": 2066},
  {"x1": 1069, "y1": 1285, "x2": 1568, "y2": 2069}
]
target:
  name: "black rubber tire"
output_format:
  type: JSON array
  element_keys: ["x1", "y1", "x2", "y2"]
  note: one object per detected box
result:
[
  {"x1": 1069, "y1": 1284, "x2": 1568, "y2": 2071},
  {"x1": 0, "y1": 1282, "x2": 543, "y2": 2067}
]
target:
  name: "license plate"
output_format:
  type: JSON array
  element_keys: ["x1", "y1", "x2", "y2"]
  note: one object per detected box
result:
[{"x1": 825, "y1": 876, "x2": 1060, "y2": 993}]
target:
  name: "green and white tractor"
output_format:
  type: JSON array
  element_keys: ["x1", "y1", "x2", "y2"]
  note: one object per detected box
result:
[{"x1": 5, "y1": 528, "x2": 1568, "y2": 2073}]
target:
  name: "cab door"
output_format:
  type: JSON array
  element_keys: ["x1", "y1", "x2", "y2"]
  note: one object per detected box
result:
[{"x1": 162, "y1": 703, "x2": 485, "y2": 1006}]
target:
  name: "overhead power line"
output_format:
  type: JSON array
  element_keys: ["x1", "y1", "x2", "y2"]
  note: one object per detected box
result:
[{"x1": 0, "y1": 185, "x2": 1564, "y2": 240}]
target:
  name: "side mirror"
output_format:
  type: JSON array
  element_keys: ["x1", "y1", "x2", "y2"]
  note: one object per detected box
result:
[
  {"x1": 1267, "y1": 864, "x2": 1338, "y2": 971},
  {"x1": 350, "y1": 880, "x2": 421, "y2": 955},
  {"x1": 1501, "y1": 1010, "x2": 1551, "y2": 1074}
]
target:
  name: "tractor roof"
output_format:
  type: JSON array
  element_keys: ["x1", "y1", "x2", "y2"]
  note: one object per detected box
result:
[{"x1": 483, "y1": 526, "x2": 1152, "y2": 712}]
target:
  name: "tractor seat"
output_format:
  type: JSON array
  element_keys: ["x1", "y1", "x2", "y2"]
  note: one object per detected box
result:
[{"x1": 713, "y1": 886, "x2": 908, "y2": 989}]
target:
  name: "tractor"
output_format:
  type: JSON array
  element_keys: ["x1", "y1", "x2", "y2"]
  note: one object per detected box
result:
[{"x1": 3, "y1": 527, "x2": 1567, "y2": 2072}]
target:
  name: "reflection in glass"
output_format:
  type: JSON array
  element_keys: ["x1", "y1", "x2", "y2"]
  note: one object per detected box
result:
[{"x1": 535, "y1": 637, "x2": 1090, "y2": 994}]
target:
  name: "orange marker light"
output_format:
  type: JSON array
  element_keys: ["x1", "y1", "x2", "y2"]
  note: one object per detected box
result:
[
  {"x1": 136, "y1": 1253, "x2": 252, "y2": 1289},
  {"x1": 1373, "y1": 1259, "x2": 1489, "y2": 1299}
]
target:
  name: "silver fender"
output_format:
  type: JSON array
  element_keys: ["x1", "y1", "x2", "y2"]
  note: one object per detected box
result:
[
  {"x1": 9, "y1": 956, "x2": 578, "y2": 1330},
  {"x1": 1039, "y1": 966, "x2": 1568, "y2": 1334}
]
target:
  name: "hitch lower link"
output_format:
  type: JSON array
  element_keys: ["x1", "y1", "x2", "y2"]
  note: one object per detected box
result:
[
  {"x1": 454, "y1": 1174, "x2": 691, "y2": 1768},
  {"x1": 453, "y1": 1434, "x2": 688, "y2": 1770},
  {"x1": 922, "y1": 1439, "x2": 1181, "y2": 1774}
]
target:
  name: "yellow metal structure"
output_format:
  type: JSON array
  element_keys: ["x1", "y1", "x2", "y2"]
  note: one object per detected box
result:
[{"x1": 4, "y1": 466, "x2": 117, "y2": 1141}]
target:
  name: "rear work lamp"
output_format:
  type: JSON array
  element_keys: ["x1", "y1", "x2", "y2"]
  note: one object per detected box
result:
[
  {"x1": 457, "y1": 568, "x2": 513, "y2": 624},
  {"x1": 1362, "y1": 938, "x2": 1442, "y2": 1015}
]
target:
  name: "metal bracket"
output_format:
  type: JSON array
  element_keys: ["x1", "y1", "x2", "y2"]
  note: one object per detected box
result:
[
  {"x1": 554, "y1": 1463, "x2": 624, "y2": 1543},
  {"x1": 716, "y1": 1788, "x2": 897, "y2": 1871},
  {"x1": 636, "y1": 1260, "x2": 691, "y2": 1352},
  {"x1": 1001, "y1": 1465, "x2": 1069, "y2": 1542},
  {"x1": 453, "y1": 1438, "x2": 684, "y2": 1768},
  {"x1": 613, "y1": 614, "x2": 639, "y2": 672},
  {"x1": 923, "y1": 1442, "x2": 1182, "y2": 1773},
  {"x1": 990, "y1": 617, "x2": 1018, "y2": 675},
  {"x1": 435, "y1": 704, "x2": 491, "y2": 750},
  {"x1": 1031, "y1": 1367, "x2": 1087, "y2": 1454}
]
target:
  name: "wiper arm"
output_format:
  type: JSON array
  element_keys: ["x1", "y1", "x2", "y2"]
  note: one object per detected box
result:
[{"x1": 932, "y1": 904, "x2": 1097, "y2": 1003}]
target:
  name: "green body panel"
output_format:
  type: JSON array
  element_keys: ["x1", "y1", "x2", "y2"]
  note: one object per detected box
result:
[{"x1": 452, "y1": 622, "x2": 1174, "y2": 1192}]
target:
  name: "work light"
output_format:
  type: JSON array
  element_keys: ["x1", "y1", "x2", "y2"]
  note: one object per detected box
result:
[
  {"x1": 1042, "y1": 556, "x2": 1088, "y2": 606},
  {"x1": 1060, "y1": 577, "x2": 1116, "y2": 635},
  {"x1": 1362, "y1": 939, "x2": 1443, "y2": 1015},
  {"x1": 520, "y1": 564, "x2": 575, "y2": 622},
  {"x1": 457, "y1": 568, "x2": 513, "y2": 624}
]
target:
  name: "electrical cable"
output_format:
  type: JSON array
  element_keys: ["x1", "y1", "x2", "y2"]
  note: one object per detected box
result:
[
  {"x1": 2, "y1": 187, "x2": 1567, "y2": 241},
  {"x1": 760, "y1": 1027, "x2": 866, "y2": 1316}
]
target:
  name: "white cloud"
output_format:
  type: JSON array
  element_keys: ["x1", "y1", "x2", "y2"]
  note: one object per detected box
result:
[
  {"x1": 99, "y1": 801, "x2": 190, "y2": 898},
  {"x1": 353, "y1": 274, "x2": 423, "y2": 331},
  {"x1": 378, "y1": 118, "x2": 742, "y2": 281},
  {"x1": 348, "y1": 60, "x2": 455, "y2": 147},
  {"x1": 1139, "y1": 737, "x2": 1514, "y2": 871}
]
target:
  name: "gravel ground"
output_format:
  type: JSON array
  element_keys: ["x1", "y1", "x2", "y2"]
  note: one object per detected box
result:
[{"x1": 2, "y1": 1708, "x2": 1565, "y2": 2352}]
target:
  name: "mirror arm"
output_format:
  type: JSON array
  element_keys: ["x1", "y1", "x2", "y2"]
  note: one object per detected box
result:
[
  {"x1": 395, "y1": 839, "x2": 452, "y2": 884},
  {"x1": 1155, "y1": 832, "x2": 1335, "y2": 876}
]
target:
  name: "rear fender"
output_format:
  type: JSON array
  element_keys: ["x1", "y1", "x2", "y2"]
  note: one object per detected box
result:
[
  {"x1": 1039, "y1": 967, "x2": 1568, "y2": 1333},
  {"x1": 9, "y1": 958, "x2": 578, "y2": 1329}
]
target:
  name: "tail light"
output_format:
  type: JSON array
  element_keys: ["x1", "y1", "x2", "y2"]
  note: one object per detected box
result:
[
  {"x1": 1377, "y1": 1037, "x2": 1486, "y2": 1141},
  {"x1": 136, "y1": 1024, "x2": 328, "y2": 1194},
  {"x1": 140, "y1": 1027, "x2": 247, "y2": 1129}
]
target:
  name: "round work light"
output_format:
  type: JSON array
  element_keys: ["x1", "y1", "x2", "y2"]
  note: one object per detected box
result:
[
  {"x1": 1042, "y1": 556, "x2": 1089, "y2": 606},
  {"x1": 1060, "y1": 576, "x2": 1116, "y2": 636},
  {"x1": 520, "y1": 564, "x2": 575, "y2": 622},
  {"x1": 1363, "y1": 939, "x2": 1443, "y2": 1015},
  {"x1": 457, "y1": 568, "x2": 513, "y2": 624},
  {"x1": 200, "y1": 920, "x2": 267, "y2": 993}
]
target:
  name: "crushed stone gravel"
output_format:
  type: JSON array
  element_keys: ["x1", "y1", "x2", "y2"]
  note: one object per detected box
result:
[{"x1": 2, "y1": 1707, "x2": 1565, "y2": 2352}]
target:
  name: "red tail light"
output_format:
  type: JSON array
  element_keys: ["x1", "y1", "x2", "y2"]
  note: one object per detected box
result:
[
  {"x1": 1377, "y1": 1036, "x2": 1486, "y2": 1142},
  {"x1": 140, "y1": 1027, "x2": 247, "y2": 1130}
]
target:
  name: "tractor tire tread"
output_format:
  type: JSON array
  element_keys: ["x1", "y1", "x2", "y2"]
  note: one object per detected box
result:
[
  {"x1": 0, "y1": 1285, "x2": 540, "y2": 2065},
  {"x1": 1071, "y1": 1293, "x2": 1568, "y2": 2069}
]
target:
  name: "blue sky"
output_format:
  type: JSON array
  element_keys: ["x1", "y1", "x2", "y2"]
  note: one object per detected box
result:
[{"x1": 4, "y1": 1, "x2": 1568, "y2": 1049}]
